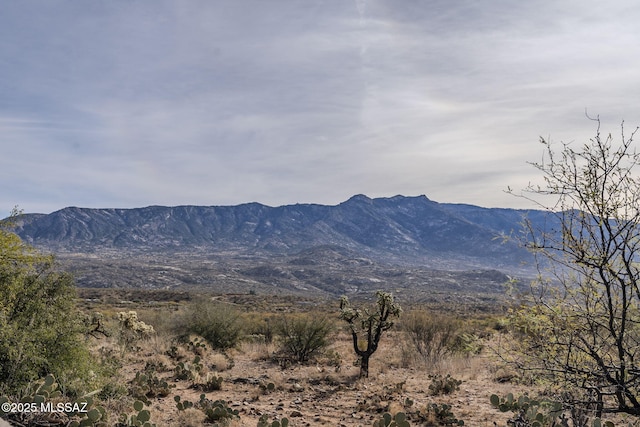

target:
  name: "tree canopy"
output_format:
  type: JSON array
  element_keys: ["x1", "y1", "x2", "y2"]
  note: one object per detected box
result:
[
  {"x1": 507, "y1": 118, "x2": 640, "y2": 416},
  {"x1": 0, "y1": 209, "x2": 93, "y2": 394}
]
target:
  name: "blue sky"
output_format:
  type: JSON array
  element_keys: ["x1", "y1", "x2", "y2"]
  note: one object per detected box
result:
[{"x1": 3, "y1": 0, "x2": 640, "y2": 218}]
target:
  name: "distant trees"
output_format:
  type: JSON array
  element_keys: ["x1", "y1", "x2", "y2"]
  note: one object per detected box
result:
[
  {"x1": 340, "y1": 291, "x2": 401, "y2": 378},
  {"x1": 0, "y1": 209, "x2": 94, "y2": 394},
  {"x1": 507, "y1": 118, "x2": 640, "y2": 416}
]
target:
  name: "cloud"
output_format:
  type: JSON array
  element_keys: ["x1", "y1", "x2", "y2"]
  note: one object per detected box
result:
[{"x1": 3, "y1": 0, "x2": 640, "y2": 219}]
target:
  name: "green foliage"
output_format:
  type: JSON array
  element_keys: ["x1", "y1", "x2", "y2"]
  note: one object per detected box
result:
[
  {"x1": 166, "y1": 344, "x2": 181, "y2": 360},
  {"x1": 198, "y1": 395, "x2": 239, "y2": 425},
  {"x1": 259, "y1": 381, "x2": 276, "y2": 394},
  {"x1": 373, "y1": 412, "x2": 410, "y2": 427},
  {"x1": 420, "y1": 404, "x2": 464, "y2": 426},
  {"x1": 178, "y1": 301, "x2": 244, "y2": 351},
  {"x1": 340, "y1": 291, "x2": 402, "y2": 378},
  {"x1": 187, "y1": 337, "x2": 208, "y2": 355},
  {"x1": 98, "y1": 381, "x2": 128, "y2": 400},
  {"x1": 195, "y1": 372, "x2": 224, "y2": 392},
  {"x1": 275, "y1": 313, "x2": 334, "y2": 363},
  {"x1": 176, "y1": 394, "x2": 241, "y2": 425},
  {"x1": 451, "y1": 332, "x2": 484, "y2": 356},
  {"x1": 488, "y1": 393, "x2": 617, "y2": 427},
  {"x1": 505, "y1": 120, "x2": 640, "y2": 415},
  {"x1": 174, "y1": 355, "x2": 203, "y2": 381},
  {"x1": 0, "y1": 211, "x2": 96, "y2": 395},
  {"x1": 117, "y1": 311, "x2": 155, "y2": 353},
  {"x1": 1, "y1": 374, "x2": 108, "y2": 427},
  {"x1": 245, "y1": 315, "x2": 275, "y2": 344},
  {"x1": 117, "y1": 399, "x2": 155, "y2": 427},
  {"x1": 130, "y1": 367, "x2": 174, "y2": 404},
  {"x1": 428, "y1": 374, "x2": 461, "y2": 396},
  {"x1": 257, "y1": 414, "x2": 289, "y2": 427},
  {"x1": 174, "y1": 395, "x2": 194, "y2": 411}
]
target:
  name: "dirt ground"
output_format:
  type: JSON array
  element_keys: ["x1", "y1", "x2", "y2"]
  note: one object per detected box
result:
[{"x1": 105, "y1": 330, "x2": 523, "y2": 427}]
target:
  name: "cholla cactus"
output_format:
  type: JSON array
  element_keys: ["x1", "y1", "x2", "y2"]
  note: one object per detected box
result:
[
  {"x1": 117, "y1": 311, "x2": 154, "y2": 353},
  {"x1": 340, "y1": 291, "x2": 401, "y2": 378},
  {"x1": 118, "y1": 311, "x2": 155, "y2": 334}
]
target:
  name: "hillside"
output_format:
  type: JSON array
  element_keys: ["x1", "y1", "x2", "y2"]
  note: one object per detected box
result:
[{"x1": 11, "y1": 195, "x2": 546, "y2": 295}]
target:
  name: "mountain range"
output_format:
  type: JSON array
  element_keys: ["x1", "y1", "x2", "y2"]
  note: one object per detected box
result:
[{"x1": 10, "y1": 195, "x2": 549, "y2": 296}]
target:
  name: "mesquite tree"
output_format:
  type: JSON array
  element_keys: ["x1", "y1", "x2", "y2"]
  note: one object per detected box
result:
[
  {"x1": 0, "y1": 208, "x2": 93, "y2": 393},
  {"x1": 507, "y1": 117, "x2": 640, "y2": 416},
  {"x1": 339, "y1": 291, "x2": 401, "y2": 378}
]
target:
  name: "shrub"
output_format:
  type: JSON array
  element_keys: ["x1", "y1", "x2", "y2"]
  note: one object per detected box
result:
[
  {"x1": 243, "y1": 313, "x2": 276, "y2": 344},
  {"x1": 400, "y1": 311, "x2": 461, "y2": 365},
  {"x1": 275, "y1": 313, "x2": 334, "y2": 363},
  {"x1": 0, "y1": 214, "x2": 96, "y2": 395},
  {"x1": 177, "y1": 301, "x2": 244, "y2": 351}
]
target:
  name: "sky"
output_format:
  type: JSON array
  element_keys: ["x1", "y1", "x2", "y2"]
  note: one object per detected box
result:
[{"x1": 3, "y1": 0, "x2": 640, "y2": 218}]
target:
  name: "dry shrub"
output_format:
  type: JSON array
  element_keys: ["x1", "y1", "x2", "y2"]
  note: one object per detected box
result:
[
  {"x1": 242, "y1": 312, "x2": 277, "y2": 344},
  {"x1": 176, "y1": 301, "x2": 245, "y2": 351},
  {"x1": 137, "y1": 307, "x2": 180, "y2": 336},
  {"x1": 177, "y1": 408, "x2": 206, "y2": 427},
  {"x1": 240, "y1": 339, "x2": 277, "y2": 362},
  {"x1": 400, "y1": 310, "x2": 462, "y2": 368},
  {"x1": 209, "y1": 352, "x2": 233, "y2": 372},
  {"x1": 274, "y1": 313, "x2": 334, "y2": 363}
]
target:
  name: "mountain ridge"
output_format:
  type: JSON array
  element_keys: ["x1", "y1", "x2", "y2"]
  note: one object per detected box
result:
[
  {"x1": 13, "y1": 194, "x2": 539, "y2": 271},
  {"x1": 5, "y1": 194, "x2": 551, "y2": 295}
]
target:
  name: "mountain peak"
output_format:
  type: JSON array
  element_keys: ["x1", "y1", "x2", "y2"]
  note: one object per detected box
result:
[
  {"x1": 344, "y1": 194, "x2": 372, "y2": 203},
  {"x1": 13, "y1": 195, "x2": 540, "y2": 273}
]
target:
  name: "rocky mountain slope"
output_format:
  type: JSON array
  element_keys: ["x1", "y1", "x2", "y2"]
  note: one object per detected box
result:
[
  {"x1": 14, "y1": 195, "x2": 538, "y2": 267},
  {"x1": 11, "y1": 195, "x2": 548, "y2": 295}
]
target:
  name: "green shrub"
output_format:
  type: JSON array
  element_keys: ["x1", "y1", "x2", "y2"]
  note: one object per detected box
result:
[
  {"x1": 488, "y1": 393, "x2": 615, "y2": 427},
  {"x1": 173, "y1": 355, "x2": 203, "y2": 381},
  {"x1": 174, "y1": 395, "x2": 194, "y2": 411},
  {"x1": 421, "y1": 404, "x2": 464, "y2": 426},
  {"x1": 0, "y1": 216, "x2": 97, "y2": 395},
  {"x1": 275, "y1": 313, "x2": 334, "y2": 363},
  {"x1": 177, "y1": 301, "x2": 244, "y2": 351},
  {"x1": 129, "y1": 368, "x2": 174, "y2": 404},
  {"x1": 243, "y1": 313, "x2": 276, "y2": 344}
]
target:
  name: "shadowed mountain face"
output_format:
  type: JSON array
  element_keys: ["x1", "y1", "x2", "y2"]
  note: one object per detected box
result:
[{"x1": 13, "y1": 195, "x2": 542, "y2": 273}]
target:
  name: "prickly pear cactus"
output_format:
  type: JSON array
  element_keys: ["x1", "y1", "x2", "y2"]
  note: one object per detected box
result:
[
  {"x1": 373, "y1": 412, "x2": 410, "y2": 427},
  {"x1": 257, "y1": 414, "x2": 289, "y2": 427}
]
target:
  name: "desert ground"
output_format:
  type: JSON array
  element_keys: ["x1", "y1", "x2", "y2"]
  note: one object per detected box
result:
[{"x1": 6, "y1": 290, "x2": 640, "y2": 427}]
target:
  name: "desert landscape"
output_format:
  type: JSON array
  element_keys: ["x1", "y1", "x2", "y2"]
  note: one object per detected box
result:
[
  {"x1": 4, "y1": 286, "x2": 638, "y2": 427},
  {"x1": 5, "y1": 183, "x2": 640, "y2": 426},
  {"x1": 2, "y1": 288, "x2": 521, "y2": 426}
]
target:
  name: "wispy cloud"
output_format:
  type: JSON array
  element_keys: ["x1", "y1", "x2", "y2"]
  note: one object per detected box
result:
[{"x1": 3, "y1": 0, "x2": 640, "y2": 218}]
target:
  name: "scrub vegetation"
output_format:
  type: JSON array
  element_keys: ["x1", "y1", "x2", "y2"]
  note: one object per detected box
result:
[{"x1": 4, "y1": 120, "x2": 640, "y2": 426}]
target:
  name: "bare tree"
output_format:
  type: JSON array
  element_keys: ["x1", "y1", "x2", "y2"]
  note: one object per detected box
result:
[{"x1": 507, "y1": 117, "x2": 640, "y2": 416}]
